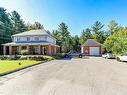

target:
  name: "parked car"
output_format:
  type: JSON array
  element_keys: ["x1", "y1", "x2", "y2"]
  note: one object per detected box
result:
[
  {"x1": 116, "y1": 53, "x2": 127, "y2": 62},
  {"x1": 65, "y1": 51, "x2": 82, "y2": 58},
  {"x1": 102, "y1": 53, "x2": 115, "y2": 59}
]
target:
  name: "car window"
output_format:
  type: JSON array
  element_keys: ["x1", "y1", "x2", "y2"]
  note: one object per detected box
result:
[{"x1": 123, "y1": 53, "x2": 127, "y2": 56}]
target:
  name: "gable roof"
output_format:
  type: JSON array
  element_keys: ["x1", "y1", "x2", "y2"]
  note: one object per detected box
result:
[
  {"x1": 82, "y1": 39, "x2": 102, "y2": 47},
  {"x1": 12, "y1": 29, "x2": 55, "y2": 40}
]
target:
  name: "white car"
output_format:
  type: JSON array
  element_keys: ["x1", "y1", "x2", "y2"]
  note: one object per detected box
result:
[
  {"x1": 102, "y1": 53, "x2": 115, "y2": 59},
  {"x1": 116, "y1": 53, "x2": 127, "y2": 62}
]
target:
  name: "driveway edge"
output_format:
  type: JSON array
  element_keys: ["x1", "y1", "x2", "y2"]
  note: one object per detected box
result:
[{"x1": 0, "y1": 60, "x2": 49, "y2": 76}]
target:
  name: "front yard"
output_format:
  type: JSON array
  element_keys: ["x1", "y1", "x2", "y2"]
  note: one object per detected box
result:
[
  {"x1": 0, "y1": 55, "x2": 56, "y2": 74},
  {"x1": 0, "y1": 60, "x2": 41, "y2": 73}
]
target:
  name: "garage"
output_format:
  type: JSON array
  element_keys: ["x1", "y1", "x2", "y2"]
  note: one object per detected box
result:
[
  {"x1": 89, "y1": 47, "x2": 99, "y2": 55},
  {"x1": 81, "y1": 39, "x2": 102, "y2": 56}
]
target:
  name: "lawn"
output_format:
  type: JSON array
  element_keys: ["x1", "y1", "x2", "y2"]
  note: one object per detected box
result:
[{"x1": 0, "y1": 60, "x2": 41, "y2": 73}]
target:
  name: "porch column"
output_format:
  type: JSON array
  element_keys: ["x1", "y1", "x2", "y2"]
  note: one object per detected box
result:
[
  {"x1": 9, "y1": 46, "x2": 12, "y2": 55},
  {"x1": 3, "y1": 46, "x2": 6, "y2": 55},
  {"x1": 19, "y1": 46, "x2": 21, "y2": 54},
  {"x1": 48, "y1": 45, "x2": 52, "y2": 55},
  {"x1": 38, "y1": 45, "x2": 41, "y2": 55},
  {"x1": 54, "y1": 46, "x2": 56, "y2": 55},
  {"x1": 27, "y1": 45, "x2": 29, "y2": 54}
]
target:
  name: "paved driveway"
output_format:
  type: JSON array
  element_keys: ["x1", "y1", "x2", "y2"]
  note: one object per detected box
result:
[{"x1": 0, "y1": 57, "x2": 127, "y2": 95}]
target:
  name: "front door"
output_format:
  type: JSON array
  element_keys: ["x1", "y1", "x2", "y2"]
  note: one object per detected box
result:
[{"x1": 42, "y1": 47, "x2": 46, "y2": 55}]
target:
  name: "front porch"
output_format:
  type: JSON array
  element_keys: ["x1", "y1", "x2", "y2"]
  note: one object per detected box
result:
[{"x1": 3, "y1": 45, "x2": 60, "y2": 55}]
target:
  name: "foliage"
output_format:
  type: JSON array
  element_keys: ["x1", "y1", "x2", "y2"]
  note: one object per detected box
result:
[
  {"x1": 26, "y1": 22, "x2": 44, "y2": 31},
  {"x1": 52, "y1": 30, "x2": 62, "y2": 46},
  {"x1": 0, "y1": 7, "x2": 44, "y2": 55},
  {"x1": 91, "y1": 21, "x2": 106, "y2": 44},
  {"x1": 104, "y1": 27, "x2": 127, "y2": 54},
  {"x1": 108, "y1": 20, "x2": 119, "y2": 35},
  {"x1": 1, "y1": 7, "x2": 127, "y2": 55},
  {"x1": 0, "y1": 56, "x2": 9, "y2": 60},
  {"x1": 0, "y1": 7, "x2": 12, "y2": 44},
  {"x1": 72, "y1": 35, "x2": 81, "y2": 52},
  {"x1": 20, "y1": 50, "x2": 29, "y2": 55},
  {"x1": 80, "y1": 28, "x2": 93, "y2": 44},
  {"x1": 11, "y1": 11, "x2": 27, "y2": 34},
  {"x1": 56, "y1": 53, "x2": 66, "y2": 58},
  {"x1": 52, "y1": 22, "x2": 72, "y2": 52},
  {"x1": 43, "y1": 55, "x2": 55, "y2": 60}
]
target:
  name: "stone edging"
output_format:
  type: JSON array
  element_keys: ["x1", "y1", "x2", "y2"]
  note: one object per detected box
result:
[{"x1": 0, "y1": 60, "x2": 49, "y2": 76}]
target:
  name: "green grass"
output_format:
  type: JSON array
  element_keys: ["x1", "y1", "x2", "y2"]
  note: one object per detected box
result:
[{"x1": 0, "y1": 60, "x2": 41, "y2": 73}]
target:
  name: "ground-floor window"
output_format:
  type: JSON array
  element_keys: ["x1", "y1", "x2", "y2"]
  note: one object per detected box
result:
[{"x1": 34, "y1": 47, "x2": 38, "y2": 55}]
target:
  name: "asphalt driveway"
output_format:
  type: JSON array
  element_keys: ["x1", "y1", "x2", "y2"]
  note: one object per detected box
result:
[{"x1": 0, "y1": 57, "x2": 127, "y2": 95}]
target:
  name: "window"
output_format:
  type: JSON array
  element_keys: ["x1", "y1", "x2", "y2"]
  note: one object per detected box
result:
[
  {"x1": 27, "y1": 37, "x2": 30, "y2": 41},
  {"x1": 34, "y1": 47, "x2": 38, "y2": 54},
  {"x1": 17, "y1": 37, "x2": 21, "y2": 41},
  {"x1": 34, "y1": 37, "x2": 39, "y2": 41}
]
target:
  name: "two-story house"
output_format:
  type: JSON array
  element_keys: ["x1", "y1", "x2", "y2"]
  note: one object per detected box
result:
[{"x1": 3, "y1": 29, "x2": 60, "y2": 55}]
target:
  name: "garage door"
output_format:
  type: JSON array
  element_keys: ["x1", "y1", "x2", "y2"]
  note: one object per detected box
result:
[{"x1": 89, "y1": 47, "x2": 99, "y2": 55}]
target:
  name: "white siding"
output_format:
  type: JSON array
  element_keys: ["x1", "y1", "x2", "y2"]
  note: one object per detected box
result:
[
  {"x1": 81, "y1": 46, "x2": 83, "y2": 53},
  {"x1": 13, "y1": 35, "x2": 56, "y2": 44},
  {"x1": 47, "y1": 36, "x2": 56, "y2": 44}
]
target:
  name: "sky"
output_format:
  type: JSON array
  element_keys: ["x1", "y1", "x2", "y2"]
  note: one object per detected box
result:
[{"x1": 0, "y1": 0, "x2": 127, "y2": 36}]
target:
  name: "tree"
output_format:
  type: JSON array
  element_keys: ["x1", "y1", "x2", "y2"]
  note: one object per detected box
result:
[
  {"x1": 104, "y1": 27, "x2": 127, "y2": 54},
  {"x1": 52, "y1": 30, "x2": 62, "y2": 46},
  {"x1": 80, "y1": 28, "x2": 93, "y2": 44},
  {"x1": 0, "y1": 7, "x2": 12, "y2": 54},
  {"x1": 91, "y1": 21, "x2": 106, "y2": 44},
  {"x1": 27, "y1": 22, "x2": 44, "y2": 31},
  {"x1": 108, "y1": 20, "x2": 118, "y2": 35},
  {"x1": 53, "y1": 22, "x2": 71, "y2": 52},
  {"x1": 58, "y1": 22, "x2": 71, "y2": 52},
  {"x1": 72, "y1": 35, "x2": 81, "y2": 52},
  {"x1": 11, "y1": 10, "x2": 27, "y2": 34}
]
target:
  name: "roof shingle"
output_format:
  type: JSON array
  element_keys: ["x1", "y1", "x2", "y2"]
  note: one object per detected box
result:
[
  {"x1": 12, "y1": 29, "x2": 51, "y2": 37},
  {"x1": 82, "y1": 39, "x2": 102, "y2": 47}
]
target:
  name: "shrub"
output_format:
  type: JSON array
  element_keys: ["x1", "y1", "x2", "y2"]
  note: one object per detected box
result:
[
  {"x1": 43, "y1": 56, "x2": 55, "y2": 60},
  {"x1": 20, "y1": 50, "x2": 29, "y2": 55},
  {"x1": 9, "y1": 55, "x2": 20, "y2": 60},
  {"x1": 0, "y1": 55, "x2": 21, "y2": 60},
  {"x1": 20, "y1": 56, "x2": 28, "y2": 60},
  {"x1": 0, "y1": 56, "x2": 9, "y2": 60},
  {"x1": 28, "y1": 56, "x2": 44, "y2": 61},
  {"x1": 56, "y1": 53, "x2": 66, "y2": 58}
]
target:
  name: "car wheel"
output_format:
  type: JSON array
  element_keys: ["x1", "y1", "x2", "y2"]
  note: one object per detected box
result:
[
  {"x1": 117, "y1": 57, "x2": 121, "y2": 62},
  {"x1": 106, "y1": 56, "x2": 108, "y2": 59}
]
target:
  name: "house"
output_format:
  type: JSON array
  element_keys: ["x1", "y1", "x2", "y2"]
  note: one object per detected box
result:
[
  {"x1": 3, "y1": 29, "x2": 60, "y2": 55},
  {"x1": 81, "y1": 39, "x2": 103, "y2": 56}
]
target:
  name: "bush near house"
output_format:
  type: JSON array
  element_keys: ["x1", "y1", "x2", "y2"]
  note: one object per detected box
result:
[
  {"x1": 0, "y1": 55, "x2": 55, "y2": 61},
  {"x1": 20, "y1": 50, "x2": 29, "y2": 55},
  {"x1": 43, "y1": 56, "x2": 55, "y2": 60},
  {"x1": 55, "y1": 53, "x2": 66, "y2": 59}
]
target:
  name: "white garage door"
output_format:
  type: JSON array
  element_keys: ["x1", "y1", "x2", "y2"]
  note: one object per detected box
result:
[{"x1": 89, "y1": 47, "x2": 99, "y2": 55}]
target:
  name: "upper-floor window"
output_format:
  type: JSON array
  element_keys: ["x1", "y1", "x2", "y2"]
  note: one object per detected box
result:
[
  {"x1": 45, "y1": 36, "x2": 47, "y2": 40},
  {"x1": 34, "y1": 37, "x2": 39, "y2": 41},
  {"x1": 27, "y1": 37, "x2": 30, "y2": 41},
  {"x1": 17, "y1": 37, "x2": 21, "y2": 41}
]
